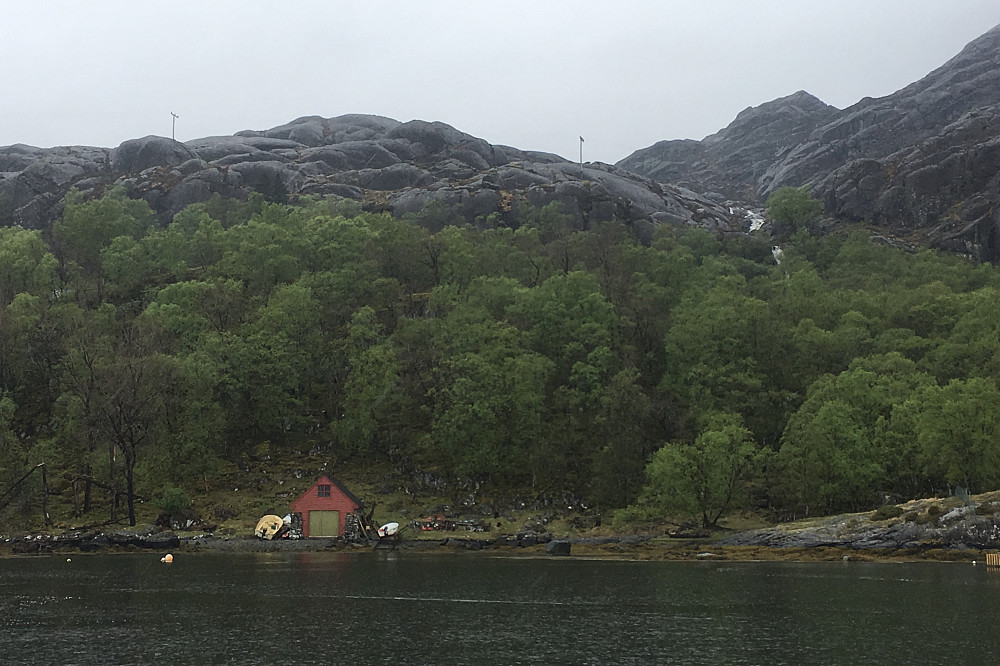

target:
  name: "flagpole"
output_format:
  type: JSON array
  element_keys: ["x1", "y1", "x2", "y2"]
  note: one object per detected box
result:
[{"x1": 579, "y1": 136, "x2": 584, "y2": 177}]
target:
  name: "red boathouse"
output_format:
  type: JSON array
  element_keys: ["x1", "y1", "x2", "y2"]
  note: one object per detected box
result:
[{"x1": 289, "y1": 475, "x2": 362, "y2": 538}]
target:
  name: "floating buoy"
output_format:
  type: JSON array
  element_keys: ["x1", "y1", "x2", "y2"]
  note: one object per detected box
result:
[{"x1": 161, "y1": 553, "x2": 174, "y2": 563}]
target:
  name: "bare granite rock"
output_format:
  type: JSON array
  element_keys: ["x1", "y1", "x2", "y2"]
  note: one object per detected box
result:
[
  {"x1": 0, "y1": 115, "x2": 740, "y2": 237},
  {"x1": 719, "y1": 502, "x2": 1000, "y2": 552},
  {"x1": 619, "y1": 23, "x2": 1000, "y2": 261}
]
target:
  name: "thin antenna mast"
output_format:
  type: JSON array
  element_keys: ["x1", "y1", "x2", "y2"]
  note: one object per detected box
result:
[
  {"x1": 171, "y1": 112, "x2": 179, "y2": 141},
  {"x1": 579, "y1": 136, "x2": 584, "y2": 177}
]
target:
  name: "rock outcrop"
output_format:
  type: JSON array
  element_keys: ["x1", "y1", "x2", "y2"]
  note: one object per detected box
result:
[
  {"x1": 619, "y1": 24, "x2": 1000, "y2": 260},
  {"x1": 719, "y1": 501, "x2": 1000, "y2": 552},
  {"x1": 0, "y1": 115, "x2": 741, "y2": 239},
  {"x1": 6, "y1": 528, "x2": 179, "y2": 553},
  {"x1": 620, "y1": 90, "x2": 839, "y2": 202}
]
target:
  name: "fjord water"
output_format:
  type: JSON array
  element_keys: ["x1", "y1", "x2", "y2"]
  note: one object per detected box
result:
[{"x1": 2, "y1": 553, "x2": 999, "y2": 665}]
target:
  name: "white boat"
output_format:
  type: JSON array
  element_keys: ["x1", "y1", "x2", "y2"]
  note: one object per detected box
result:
[{"x1": 377, "y1": 522, "x2": 399, "y2": 538}]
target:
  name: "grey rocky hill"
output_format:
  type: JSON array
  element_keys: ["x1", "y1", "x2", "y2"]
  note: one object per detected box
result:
[
  {"x1": 0, "y1": 115, "x2": 739, "y2": 239},
  {"x1": 619, "y1": 90, "x2": 839, "y2": 203},
  {"x1": 619, "y1": 24, "x2": 1000, "y2": 261}
]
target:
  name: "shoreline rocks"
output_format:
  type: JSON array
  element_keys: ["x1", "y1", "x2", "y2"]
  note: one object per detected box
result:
[
  {"x1": 5, "y1": 503, "x2": 999, "y2": 559},
  {"x1": 0, "y1": 528, "x2": 657, "y2": 556}
]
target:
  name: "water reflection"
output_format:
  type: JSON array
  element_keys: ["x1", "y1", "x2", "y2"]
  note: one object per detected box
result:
[{"x1": 1, "y1": 554, "x2": 998, "y2": 665}]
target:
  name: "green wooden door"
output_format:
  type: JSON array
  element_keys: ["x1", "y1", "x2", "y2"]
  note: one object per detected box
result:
[{"x1": 309, "y1": 510, "x2": 340, "y2": 537}]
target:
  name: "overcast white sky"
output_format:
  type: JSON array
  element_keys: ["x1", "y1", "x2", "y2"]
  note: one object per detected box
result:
[{"x1": 2, "y1": 1, "x2": 998, "y2": 164}]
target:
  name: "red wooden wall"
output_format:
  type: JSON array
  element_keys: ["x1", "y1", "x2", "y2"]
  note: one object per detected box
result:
[{"x1": 289, "y1": 475, "x2": 362, "y2": 537}]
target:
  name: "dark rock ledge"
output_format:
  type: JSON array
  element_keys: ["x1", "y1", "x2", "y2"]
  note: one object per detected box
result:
[{"x1": 3, "y1": 527, "x2": 180, "y2": 554}]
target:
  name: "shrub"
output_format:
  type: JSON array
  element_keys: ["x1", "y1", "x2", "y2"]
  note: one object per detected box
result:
[
  {"x1": 872, "y1": 505, "x2": 903, "y2": 521},
  {"x1": 915, "y1": 505, "x2": 942, "y2": 524},
  {"x1": 156, "y1": 486, "x2": 192, "y2": 519},
  {"x1": 766, "y1": 186, "x2": 823, "y2": 227}
]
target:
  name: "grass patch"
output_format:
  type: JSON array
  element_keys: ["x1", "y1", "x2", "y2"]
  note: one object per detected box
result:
[{"x1": 975, "y1": 502, "x2": 1000, "y2": 515}]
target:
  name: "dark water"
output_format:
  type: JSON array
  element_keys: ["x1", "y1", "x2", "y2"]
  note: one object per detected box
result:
[{"x1": 1, "y1": 552, "x2": 999, "y2": 665}]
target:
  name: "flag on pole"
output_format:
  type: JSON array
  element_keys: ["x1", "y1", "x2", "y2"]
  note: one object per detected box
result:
[{"x1": 580, "y1": 136, "x2": 585, "y2": 142}]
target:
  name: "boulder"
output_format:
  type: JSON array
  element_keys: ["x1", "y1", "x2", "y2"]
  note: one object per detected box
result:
[
  {"x1": 52, "y1": 530, "x2": 99, "y2": 549},
  {"x1": 79, "y1": 534, "x2": 109, "y2": 552},
  {"x1": 545, "y1": 540, "x2": 572, "y2": 556},
  {"x1": 10, "y1": 537, "x2": 49, "y2": 554},
  {"x1": 144, "y1": 531, "x2": 181, "y2": 549},
  {"x1": 112, "y1": 136, "x2": 196, "y2": 174},
  {"x1": 185, "y1": 137, "x2": 263, "y2": 162},
  {"x1": 107, "y1": 529, "x2": 152, "y2": 547},
  {"x1": 264, "y1": 116, "x2": 327, "y2": 147},
  {"x1": 0, "y1": 144, "x2": 46, "y2": 174}
]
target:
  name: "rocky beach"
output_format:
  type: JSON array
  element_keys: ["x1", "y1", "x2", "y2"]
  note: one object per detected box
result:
[{"x1": 6, "y1": 492, "x2": 1000, "y2": 562}]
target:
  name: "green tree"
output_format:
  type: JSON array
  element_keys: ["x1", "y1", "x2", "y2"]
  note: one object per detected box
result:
[
  {"x1": 155, "y1": 486, "x2": 193, "y2": 522},
  {"x1": 55, "y1": 312, "x2": 179, "y2": 525},
  {"x1": 921, "y1": 288, "x2": 1000, "y2": 382},
  {"x1": 198, "y1": 329, "x2": 305, "y2": 455},
  {"x1": 214, "y1": 204, "x2": 309, "y2": 296},
  {"x1": 333, "y1": 307, "x2": 405, "y2": 458},
  {"x1": 403, "y1": 200, "x2": 463, "y2": 233},
  {"x1": 507, "y1": 271, "x2": 616, "y2": 382},
  {"x1": 660, "y1": 276, "x2": 781, "y2": 441},
  {"x1": 100, "y1": 226, "x2": 191, "y2": 303},
  {"x1": 168, "y1": 206, "x2": 226, "y2": 269},
  {"x1": 421, "y1": 299, "x2": 553, "y2": 484},
  {"x1": 775, "y1": 353, "x2": 935, "y2": 513},
  {"x1": 0, "y1": 392, "x2": 22, "y2": 484},
  {"x1": 766, "y1": 186, "x2": 823, "y2": 228},
  {"x1": 143, "y1": 279, "x2": 246, "y2": 351},
  {"x1": 586, "y1": 366, "x2": 657, "y2": 509},
  {"x1": 48, "y1": 303, "x2": 116, "y2": 515},
  {"x1": 0, "y1": 228, "x2": 58, "y2": 306},
  {"x1": 52, "y1": 189, "x2": 156, "y2": 303},
  {"x1": 634, "y1": 413, "x2": 764, "y2": 528},
  {"x1": 902, "y1": 378, "x2": 1000, "y2": 494},
  {"x1": 519, "y1": 202, "x2": 578, "y2": 275},
  {"x1": 138, "y1": 350, "x2": 225, "y2": 486}
]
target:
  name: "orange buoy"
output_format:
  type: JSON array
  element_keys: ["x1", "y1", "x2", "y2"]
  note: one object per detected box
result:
[{"x1": 161, "y1": 553, "x2": 174, "y2": 563}]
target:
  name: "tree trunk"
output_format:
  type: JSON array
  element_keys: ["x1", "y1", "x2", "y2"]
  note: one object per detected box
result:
[
  {"x1": 125, "y1": 450, "x2": 136, "y2": 526},
  {"x1": 40, "y1": 463, "x2": 51, "y2": 526},
  {"x1": 109, "y1": 441, "x2": 118, "y2": 522}
]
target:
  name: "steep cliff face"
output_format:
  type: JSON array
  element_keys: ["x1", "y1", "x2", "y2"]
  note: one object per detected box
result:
[
  {"x1": 620, "y1": 91, "x2": 838, "y2": 200},
  {"x1": 0, "y1": 115, "x2": 740, "y2": 239},
  {"x1": 619, "y1": 24, "x2": 1000, "y2": 260}
]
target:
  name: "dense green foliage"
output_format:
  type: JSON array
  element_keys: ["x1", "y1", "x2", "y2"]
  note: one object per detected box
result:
[
  {"x1": 3, "y1": 188, "x2": 1000, "y2": 527},
  {"x1": 766, "y1": 186, "x2": 823, "y2": 228}
]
